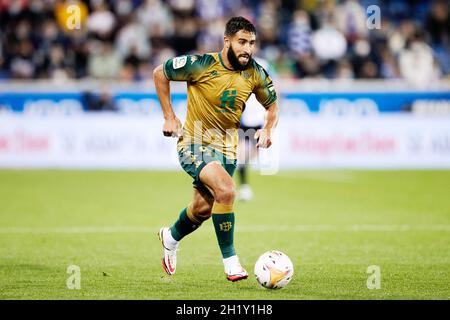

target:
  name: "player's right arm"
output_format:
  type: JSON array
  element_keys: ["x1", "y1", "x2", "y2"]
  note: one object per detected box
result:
[
  {"x1": 154, "y1": 55, "x2": 212, "y2": 137},
  {"x1": 153, "y1": 64, "x2": 183, "y2": 137},
  {"x1": 153, "y1": 65, "x2": 182, "y2": 137}
]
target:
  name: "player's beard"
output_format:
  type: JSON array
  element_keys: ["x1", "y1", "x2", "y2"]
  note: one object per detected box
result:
[{"x1": 227, "y1": 44, "x2": 252, "y2": 71}]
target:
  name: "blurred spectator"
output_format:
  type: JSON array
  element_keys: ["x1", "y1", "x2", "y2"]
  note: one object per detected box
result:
[
  {"x1": 426, "y1": 0, "x2": 450, "y2": 74},
  {"x1": 388, "y1": 20, "x2": 416, "y2": 54},
  {"x1": 311, "y1": 18, "x2": 347, "y2": 61},
  {"x1": 312, "y1": 0, "x2": 335, "y2": 29},
  {"x1": 88, "y1": 41, "x2": 121, "y2": 79},
  {"x1": 196, "y1": 0, "x2": 225, "y2": 22},
  {"x1": 171, "y1": 14, "x2": 198, "y2": 54},
  {"x1": 350, "y1": 38, "x2": 378, "y2": 78},
  {"x1": 138, "y1": 0, "x2": 174, "y2": 38},
  {"x1": 9, "y1": 39, "x2": 35, "y2": 79},
  {"x1": 426, "y1": 0, "x2": 450, "y2": 46},
  {"x1": 0, "y1": 49, "x2": 9, "y2": 79},
  {"x1": 358, "y1": 60, "x2": 379, "y2": 78},
  {"x1": 309, "y1": 15, "x2": 347, "y2": 78},
  {"x1": 86, "y1": 0, "x2": 116, "y2": 41},
  {"x1": 115, "y1": 14, "x2": 151, "y2": 60},
  {"x1": 168, "y1": 0, "x2": 195, "y2": 15},
  {"x1": 334, "y1": 0, "x2": 368, "y2": 43},
  {"x1": 288, "y1": 10, "x2": 313, "y2": 57},
  {"x1": 378, "y1": 45, "x2": 400, "y2": 79},
  {"x1": 42, "y1": 43, "x2": 72, "y2": 79},
  {"x1": 255, "y1": 0, "x2": 281, "y2": 48},
  {"x1": 66, "y1": 29, "x2": 90, "y2": 78},
  {"x1": 398, "y1": 30, "x2": 440, "y2": 88},
  {"x1": 197, "y1": 18, "x2": 227, "y2": 53},
  {"x1": 112, "y1": 0, "x2": 135, "y2": 22},
  {"x1": 293, "y1": 53, "x2": 322, "y2": 79},
  {"x1": 335, "y1": 59, "x2": 354, "y2": 79}
]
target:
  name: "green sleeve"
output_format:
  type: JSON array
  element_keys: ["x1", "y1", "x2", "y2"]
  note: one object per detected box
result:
[
  {"x1": 163, "y1": 54, "x2": 214, "y2": 82},
  {"x1": 253, "y1": 65, "x2": 277, "y2": 108}
]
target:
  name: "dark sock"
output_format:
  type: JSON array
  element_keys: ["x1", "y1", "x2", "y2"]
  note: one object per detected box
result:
[
  {"x1": 212, "y1": 213, "x2": 236, "y2": 258},
  {"x1": 169, "y1": 207, "x2": 201, "y2": 241},
  {"x1": 238, "y1": 165, "x2": 247, "y2": 185}
]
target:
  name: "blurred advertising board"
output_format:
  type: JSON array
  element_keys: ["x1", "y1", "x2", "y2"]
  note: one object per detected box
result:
[
  {"x1": 0, "y1": 81, "x2": 449, "y2": 169},
  {"x1": 0, "y1": 114, "x2": 449, "y2": 169},
  {"x1": 1, "y1": 90, "x2": 450, "y2": 116}
]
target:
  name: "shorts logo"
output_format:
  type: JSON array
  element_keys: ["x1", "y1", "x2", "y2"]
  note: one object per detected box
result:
[
  {"x1": 194, "y1": 160, "x2": 203, "y2": 169},
  {"x1": 173, "y1": 56, "x2": 187, "y2": 69},
  {"x1": 219, "y1": 222, "x2": 232, "y2": 232}
]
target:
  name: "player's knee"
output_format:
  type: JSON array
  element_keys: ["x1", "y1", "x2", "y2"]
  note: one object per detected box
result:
[
  {"x1": 191, "y1": 202, "x2": 212, "y2": 221},
  {"x1": 214, "y1": 184, "x2": 235, "y2": 204},
  {"x1": 195, "y1": 210, "x2": 212, "y2": 221}
]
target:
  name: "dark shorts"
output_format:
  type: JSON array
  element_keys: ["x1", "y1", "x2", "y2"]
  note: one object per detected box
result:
[{"x1": 178, "y1": 144, "x2": 237, "y2": 194}]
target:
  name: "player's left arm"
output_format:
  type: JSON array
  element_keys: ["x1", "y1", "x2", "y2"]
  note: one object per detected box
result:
[
  {"x1": 255, "y1": 102, "x2": 278, "y2": 148},
  {"x1": 253, "y1": 67, "x2": 278, "y2": 148}
]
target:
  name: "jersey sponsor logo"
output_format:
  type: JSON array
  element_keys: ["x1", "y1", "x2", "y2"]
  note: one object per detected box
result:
[
  {"x1": 173, "y1": 56, "x2": 187, "y2": 69},
  {"x1": 190, "y1": 56, "x2": 198, "y2": 64},
  {"x1": 210, "y1": 70, "x2": 220, "y2": 78}
]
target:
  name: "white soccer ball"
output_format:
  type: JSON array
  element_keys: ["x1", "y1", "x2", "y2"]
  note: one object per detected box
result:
[{"x1": 254, "y1": 250, "x2": 294, "y2": 289}]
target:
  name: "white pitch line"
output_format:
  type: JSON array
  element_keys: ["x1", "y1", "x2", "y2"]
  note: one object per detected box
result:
[
  {"x1": 0, "y1": 226, "x2": 150, "y2": 234},
  {"x1": 0, "y1": 224, "x2": 449, "y2": 234},
  {"x1": 276, "y1": 173, "x2": 355, "y2": 183},
  {"x1": 237, "y1": 225, "x2": 450, "y2": 232}
]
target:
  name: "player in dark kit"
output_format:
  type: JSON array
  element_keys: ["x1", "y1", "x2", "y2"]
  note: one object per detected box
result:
[{"x1": 153, "y1": 16, "x2": 279, "y2": 281}]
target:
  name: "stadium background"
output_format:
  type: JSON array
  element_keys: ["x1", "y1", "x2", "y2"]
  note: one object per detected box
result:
[{"x1": 0, "y1": 0, "x2": 449, "y2": 300}]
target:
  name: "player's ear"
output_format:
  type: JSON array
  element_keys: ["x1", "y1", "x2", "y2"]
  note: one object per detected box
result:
[{"x1": 224, "y1": 36, "x2": 230, "y2": 48}]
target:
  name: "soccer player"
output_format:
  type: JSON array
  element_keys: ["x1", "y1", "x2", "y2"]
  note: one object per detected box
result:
[{"x1": 153, "y1": 16, "x2": 278, "y2": 282}]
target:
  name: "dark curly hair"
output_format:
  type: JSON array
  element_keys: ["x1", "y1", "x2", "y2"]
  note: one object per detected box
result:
[{"x1": 224, "y1": 16, "x2": 256, "y2": 37}]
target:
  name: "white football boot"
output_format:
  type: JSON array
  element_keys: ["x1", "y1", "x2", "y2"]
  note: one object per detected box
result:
[
  {"x1": 237, "y1": 184, "x2": 254, "y2": 202},
  {"x1": 224, "y1": 255, "x2": 248, "y2": 282},
  {"x1": 158, "y1": 227, "x2": 178, "y2": 275}
]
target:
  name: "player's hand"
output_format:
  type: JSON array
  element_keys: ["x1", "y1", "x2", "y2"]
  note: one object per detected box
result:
[
  {"x1": 255, "y1": 129, "x2": 272, "y2": 148},
  {"x1": 163, "y1": 116, "x2": 183, "y2": 138}
]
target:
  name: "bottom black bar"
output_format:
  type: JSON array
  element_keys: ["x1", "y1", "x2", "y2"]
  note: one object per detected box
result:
[{"x1": 1, "y1": 300, "x2": 447, "y2": 318}]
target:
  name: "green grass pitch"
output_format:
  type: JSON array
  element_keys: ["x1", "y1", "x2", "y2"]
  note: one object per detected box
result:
[{"x1": 0, "y1": 170, "x2": 449, "y2": 300}]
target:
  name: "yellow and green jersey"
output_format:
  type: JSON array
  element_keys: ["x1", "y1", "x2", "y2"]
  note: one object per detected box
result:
[{"x1": 163, "y1": 52, "x2": 277, "y2": 159}]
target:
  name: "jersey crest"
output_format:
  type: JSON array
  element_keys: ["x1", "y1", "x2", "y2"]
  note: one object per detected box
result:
[{"x1": 173, "y1": 56, "x2": 187, "y2": 69}]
